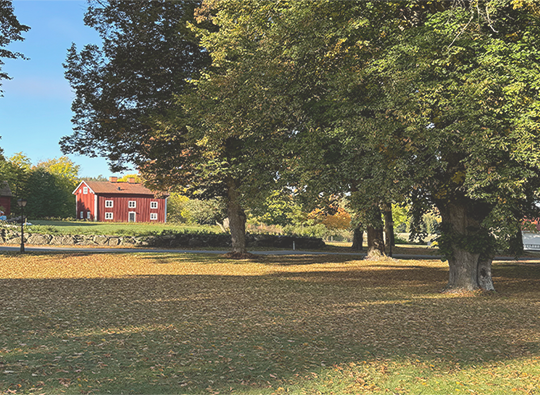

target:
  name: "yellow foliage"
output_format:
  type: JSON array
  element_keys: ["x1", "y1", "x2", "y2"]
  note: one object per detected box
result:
[
  {"x1": 511, "y1": 0, "x2": 540, "y2": 15},
  {"x1": 308, "y1": 207, "x2": 351, "y2": 230}
]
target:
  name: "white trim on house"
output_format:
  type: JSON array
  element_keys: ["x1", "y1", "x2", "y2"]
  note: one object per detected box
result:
[
  {"x1": 150, "y1": 213, "x2": 158, "y2": 221},
  {"x1": 72, "y1": 181, "x2": 96, "y2": 195},
  {"x1": 105, "y1": 212, "x2": 113, "y2": 220},
  {"x1": 128, "y1": 211, "x2": 136, "y2": 222},
  {"x1": 94, "y1": 195, "x2": 98, "y2": 222},
  {"x1": 164, "y1": 196, "x2": 168, "y2": 223}
]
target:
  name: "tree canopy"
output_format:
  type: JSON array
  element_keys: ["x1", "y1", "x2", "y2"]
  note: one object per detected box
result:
[
  {"x1": 62, "y1": 0, "x2": 540, "y2": 289},
  {"x1": 190, "y1": 0, "x2": 540, "y2": 289},
  {"x1": 61, "y1": 0, "x2": 209, "y2": 171}
]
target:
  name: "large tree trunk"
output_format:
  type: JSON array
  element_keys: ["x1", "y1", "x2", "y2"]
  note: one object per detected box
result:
[
  {"x1": 367, "y1": 226, "x2": 385, "y2": 258},
  {"x1": 446, "y1": 248, "x2": 481, "y2": 292},
  {"x1": 226, "y1": 177, "x2": 247, "y2": 254},
  {"x1": 366, "y1": 205, "x2": 385, "y2": 258},
  {"x1": 382, "y1": 203, "x2": 395, "y2": 247},
  {"x1": 382, "y1": 203, "x2": 395, "y2": 256},
  {"x1": 438, "y1": 200, "x2": 493, "y2": 292},
  {"x1": 351, "y1": 226, "x2": 364, "y2": 251},
  {"x1": 477, "y1": 254, "x2": 495, "y2": 291}
]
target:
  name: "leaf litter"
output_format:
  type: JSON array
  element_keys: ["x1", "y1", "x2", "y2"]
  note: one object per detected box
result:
[{"x1": 0, "y1": 251, "x2": 539, "y2": 394}]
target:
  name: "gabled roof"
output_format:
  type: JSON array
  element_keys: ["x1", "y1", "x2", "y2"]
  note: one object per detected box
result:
[
  {"x1": 73, "y1": 180, "x2": 169, "y2": 197},
  {"x1": 0, "y1": 181, "x2": 12, "y2": 197}
]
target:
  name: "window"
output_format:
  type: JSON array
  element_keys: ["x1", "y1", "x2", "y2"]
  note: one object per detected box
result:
[
  {"x1": 80, "y1": 211, "x2": 84, "y2": 219},
  {"x1": 83, "y1": 187, "x2": 88, "y2": 194},
  {"x1": 150, "y1": 201, "x2": 158, "y2": 209},
  {"x1": 105, "y1": 212, "x2": 113, "y2": 220},
  {"x1": 105, "y1": 200, "x2": 113, "y2": 208},
  {"x1": 87, "y1": 211, "x2": 91, "y2": 219},
  {"x1": 128, "y1": 201, "x2": 136, "y2": 208},
  {"x1": 150, "y1": 213, "x2": 158, "y2": 221}
]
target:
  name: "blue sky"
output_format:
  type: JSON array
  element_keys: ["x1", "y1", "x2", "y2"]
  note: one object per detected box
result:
[{"x1": 0, "y1": 0, "x2": 130, "y2": 178}]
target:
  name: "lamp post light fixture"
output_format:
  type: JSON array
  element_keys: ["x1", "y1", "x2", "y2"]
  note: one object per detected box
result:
[{"x1": 17, "y1": 198, "x2": 27, "y2": 253}]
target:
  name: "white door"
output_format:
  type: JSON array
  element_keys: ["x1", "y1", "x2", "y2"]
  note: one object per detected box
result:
[{"x1": 128, "y1": 212, "x2": 136, "y2": 222}]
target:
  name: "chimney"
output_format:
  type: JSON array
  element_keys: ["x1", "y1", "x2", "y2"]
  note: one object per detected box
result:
[
  {"x1": 109, "y1": 176, "x2": 118, "y2": 183},
  {"x1": 128, "y1": 177, "x2": 136, "y2": 184}
]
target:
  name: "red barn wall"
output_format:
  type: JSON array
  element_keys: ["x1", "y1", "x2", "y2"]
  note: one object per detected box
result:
[
  {"x1": 0, "y1": 196, "x2": 11, "y2": 215},
  {"x1": 74, "y1": 183, "x2": 96, "y2": 220},
  {"x1": 98, "y1": 194, "x2": 167, "y2": 223}
]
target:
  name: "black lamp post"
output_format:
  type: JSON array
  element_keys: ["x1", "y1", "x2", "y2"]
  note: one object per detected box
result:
[{"x1": 17, "y1": 198, "x2": 27, "y2": 253}]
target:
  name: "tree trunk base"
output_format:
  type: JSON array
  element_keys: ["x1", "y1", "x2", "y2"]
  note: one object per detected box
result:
[
  {"x1": 222, "y1": 251, "x2": 258, "y2": 260},
  {"x1": 365, "y1": 249, "x2": 387, "y2": 260}
]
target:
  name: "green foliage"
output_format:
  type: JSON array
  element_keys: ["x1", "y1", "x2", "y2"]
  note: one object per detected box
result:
[
  {"x1": 221, "y1": 1, "x2": 540, "y2": 262},
  {"x1": 183, "y1": 198, "x2": 227, "y2": 226},
  {"x1": 166, "y1": 193, "x2": 191, "y2": 223},
  {"x1": 167, "y1": 193, "x2": 227, "y2": 226},
  {"x1": 61, "y1": 0, "x2": 209, "y2": 171},
  {"x1": 249, "y1": 191, "x2": 304, "y2": 227},
  {"x1": 3, "y1": 153, "x2": 30, "y2": 206},
  {"x1": 25, "y1": 168, "x2": 73, "y2": 219},
  {"x1": 116, "y1": 174, "x2": 141, "y2": 183},
  {"x1": 1, "y1": 155, "x2": 79, "y2": 219},
  {"x1": 436, "y1": 223, "x2": 497, "y2": 261}
]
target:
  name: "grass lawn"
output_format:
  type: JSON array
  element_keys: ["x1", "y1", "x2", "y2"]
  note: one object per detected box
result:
[
  {"x1": 25, "y1": 220, "x2": 222, "y2": 236},
  {"x1": 0, "y1": 252, "x2": 539, "y2": 394}
]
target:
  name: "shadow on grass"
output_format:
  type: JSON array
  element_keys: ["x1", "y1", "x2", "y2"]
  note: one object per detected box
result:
[{"x1": 0, "y1": 253, "x2": 539, "y2": 394}]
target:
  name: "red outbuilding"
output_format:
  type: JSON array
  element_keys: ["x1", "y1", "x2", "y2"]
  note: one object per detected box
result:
[
  {"x1": 73, "y1": 177, "x2": 169, "y2": 223},
  {"x1": 0, "y1": 181, "x2": 12, "y2": 216}
]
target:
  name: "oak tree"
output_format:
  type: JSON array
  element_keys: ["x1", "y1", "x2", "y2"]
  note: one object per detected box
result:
[{"x1": 191, "y1": 0, "x2": 540, "y2": 289}]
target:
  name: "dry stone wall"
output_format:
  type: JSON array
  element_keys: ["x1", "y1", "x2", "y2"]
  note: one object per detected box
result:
[{"x1": 0, "y1": 228, "x2": 325, "y2": 249}]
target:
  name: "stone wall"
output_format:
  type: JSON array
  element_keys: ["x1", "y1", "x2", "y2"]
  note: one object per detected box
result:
[{"x1": 0, "y1": 228, "x2": 325, "y2": 249}]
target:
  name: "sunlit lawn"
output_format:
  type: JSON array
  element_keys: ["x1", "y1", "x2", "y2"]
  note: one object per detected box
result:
[
  {"x1": 27, "y1": 220, "x2": 221, "y2": 236},
  {"x1": 0, "y1": 252, "x2": 539, "y2": 394}
]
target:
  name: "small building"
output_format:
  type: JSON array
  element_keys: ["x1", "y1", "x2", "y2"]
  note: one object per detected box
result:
[
  {"x1": 523, "y1": 220, "x2": 540, "y2": 251},
  {"x1": 73, "y1": 177, "x2": 169, "y2": 223},
  {"x1": 0, "y1": 181, "x2": 13, "y2": 216}
]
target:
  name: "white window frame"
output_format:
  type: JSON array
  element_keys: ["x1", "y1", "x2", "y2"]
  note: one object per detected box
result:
[
  {"x1": 150, "y1": 213, "x2": 158, "y2": 221},
  {"x1": 87, "y1": 211, "x2": 91, "y2": 219},
  {"x1": 105, "y1": 200, "x2": 113, "y2": 208},
  {"x1": 83, "y1": 187, "x2": 88, "y2": 194},
  {"x1": 80, "y1": 211, "x2": 84, "y2": 219},
  {"x1": 105, "y1": 212, "x2": 113, "y2": 220},
  {"x1": 128, "y1": 212, "x2": 136, "y2": 222},
  {"x1": 150, "y1": 201, "x2": 158, "y2": 209},
  {"x1": 128, "y1": 201, "x2": 137, "y2": 208}
]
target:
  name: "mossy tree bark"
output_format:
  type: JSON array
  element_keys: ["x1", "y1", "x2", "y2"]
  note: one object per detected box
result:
[{"x1": 438, "y1": 200, "x2": 494, "y2": 292}]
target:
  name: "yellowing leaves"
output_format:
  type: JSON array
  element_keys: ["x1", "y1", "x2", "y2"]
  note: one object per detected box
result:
[{"x1": 1, "y1": 252, "x2": 540, "y2": 394}]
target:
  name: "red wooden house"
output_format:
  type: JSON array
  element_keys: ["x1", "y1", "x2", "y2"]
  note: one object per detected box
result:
[
  {"x1": 0, "y1": 181, "x2": 12, "y2": 216},
  {"x1": 73, "y1": 177, "x2": 169, "y2": 223}
]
